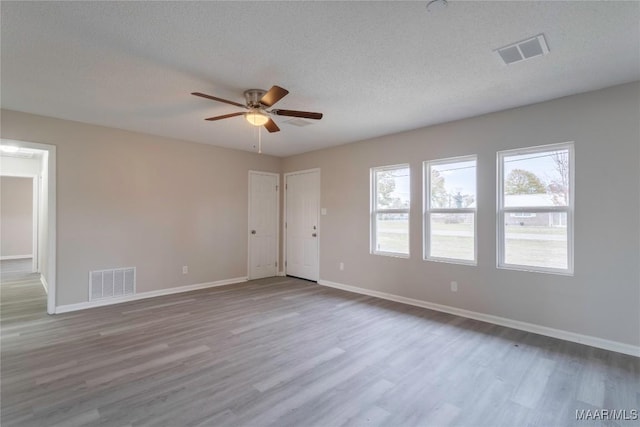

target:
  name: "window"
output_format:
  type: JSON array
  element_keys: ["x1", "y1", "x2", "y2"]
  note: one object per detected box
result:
[
  {"x1": 498, "y1": 142, "x2": 574, "y2": 274},
  {"x1": 371, "y1": 164, "x2": 410, "y2": 257},
  {"x1": 424, "y1": 156, "x2": 477, "y2": 264}
]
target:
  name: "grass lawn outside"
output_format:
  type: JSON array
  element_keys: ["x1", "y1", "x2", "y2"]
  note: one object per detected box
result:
[{"x1": 375, "y1": 219, "x2": 567, "y2": 268}]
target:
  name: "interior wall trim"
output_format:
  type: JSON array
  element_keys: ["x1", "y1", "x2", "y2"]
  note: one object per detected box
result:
[
  {"x1": 55, "y1": 276, "x2": 248, "y2": 314},
  {"x1": 40, "y1": 273, "x2": 48, "y2": 294},
  {"x1": 318, "y1": 279, "x2": 640, "y2": 358}
]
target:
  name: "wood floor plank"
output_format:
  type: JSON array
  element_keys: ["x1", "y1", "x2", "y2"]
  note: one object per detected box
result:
[
  {"x1": 341, "y1": 404, "x2": 391, "y2": 427},
  {"x1": 1, "y1": 267, "x2": 639, "y2": 426},
  {"x1": 576, "y1": 356, "x2": 607, "y2": 408},
  {"x1": 510, "y1": 356, "x2": 556, "y2": 408},
  {"x1": 49, "y1": 408, "x2": 100, "y2": 427},
  {"x1": 253, "y1": 347, "x2": 346, "y2": 392},
  {"x1": 86, "y1": 345, "x2": 211, "y2": 387}
]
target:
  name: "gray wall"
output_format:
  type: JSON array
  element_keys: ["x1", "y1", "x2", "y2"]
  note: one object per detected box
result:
[
  {"x1": 0, "y1": 176, "x2": 33, "y2": 257},
  {"x1": 1, "y1": 110, "x2": 281, "y2": 305},
  {"x1": 283, "y1": 82, "x2": 640, "y2": 347}
]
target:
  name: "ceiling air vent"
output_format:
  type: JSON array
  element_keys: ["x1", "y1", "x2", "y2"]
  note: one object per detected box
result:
[{"x1": 495, "y1": 34, "x2": 549, "y2": 65}]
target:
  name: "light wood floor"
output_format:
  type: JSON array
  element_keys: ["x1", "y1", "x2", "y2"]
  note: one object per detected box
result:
[
  {"x1": 1, "y1": 274, "x2": 638, "y2": 427},
  {"x1": 0, "y1": 258, "x2": 37, "y2": 282}
]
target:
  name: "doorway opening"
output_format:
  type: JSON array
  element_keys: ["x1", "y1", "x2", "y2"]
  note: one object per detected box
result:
[
  {"x1": 0, "y1": 175, "x2": 37, "y2": 277},
  {"x1": 0, "y1": 139, "x2": 57, "y2": 314}
]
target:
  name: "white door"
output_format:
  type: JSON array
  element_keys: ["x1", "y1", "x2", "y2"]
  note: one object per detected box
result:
[
  {"x1": 285, "y1": 169, "x2": 319, "y2": 281},
  {"x1": 248, "y1": 171, "x2": 279, "y2": 279}
]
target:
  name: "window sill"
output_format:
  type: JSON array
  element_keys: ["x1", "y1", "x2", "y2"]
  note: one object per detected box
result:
[
  {"x1": 372, "y1": 251, "x2": 410, "y2": 259},
  {"x1": 497, "y1": 264, "x2": 573, "y2": 276},
  {"x1": 425, "y1": 257, "x2": 477, "y2": 267}
]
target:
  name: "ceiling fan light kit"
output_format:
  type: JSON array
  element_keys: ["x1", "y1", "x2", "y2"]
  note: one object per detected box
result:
[{"x1": 245, "y1": 110, "x2": 269, "y2": 126}]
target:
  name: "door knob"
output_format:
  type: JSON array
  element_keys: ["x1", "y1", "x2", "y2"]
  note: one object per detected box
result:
[
  {"x1": 312, "y1": 233, "x2": 317, "y2": 237},
  {"x1": 251, "y1": 230, "x2": 256, "y2": 235}
]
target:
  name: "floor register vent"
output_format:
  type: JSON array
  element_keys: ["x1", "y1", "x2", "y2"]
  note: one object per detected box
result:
[{"x1": 89, "y1": 267, "x2": 136, "y2": 301}]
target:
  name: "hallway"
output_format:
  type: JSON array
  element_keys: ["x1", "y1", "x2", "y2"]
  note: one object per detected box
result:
[{"x1": 0, "y1": 258, "x2": 47, "y2": 330}]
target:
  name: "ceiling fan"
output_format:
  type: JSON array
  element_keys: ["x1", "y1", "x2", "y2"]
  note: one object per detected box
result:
[{"x1": 191, "y1": 85, "x2": 323, "y2": 133}]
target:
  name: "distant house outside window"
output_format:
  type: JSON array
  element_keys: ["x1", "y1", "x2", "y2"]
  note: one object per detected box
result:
[{"x1": 497, "y1": 142, "x2": 574, "y2": 274}]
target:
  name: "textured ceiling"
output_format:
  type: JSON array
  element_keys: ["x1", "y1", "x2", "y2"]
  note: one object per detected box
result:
[{"x1": 2, "y1": 1, "x2": 639, "y2": 157}]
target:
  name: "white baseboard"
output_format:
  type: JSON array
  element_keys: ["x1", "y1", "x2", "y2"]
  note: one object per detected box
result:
[
  {"x1": 277, "y1": 270, "x2": 286, "y2": 277},
  {"x1": 40, "y1": 274, "x2": 48, "y2": 294},
  {"x1": 0, "y1": 255, "x2": 33, "y2": 260},
  {"x1": 55, "y1": 276, "x2": 248, "y2": 314},
  {"x1": 318, "y1": 279, "x2": 640, "y2": 358}
]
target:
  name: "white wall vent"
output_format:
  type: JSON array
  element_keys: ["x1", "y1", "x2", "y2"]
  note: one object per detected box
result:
[
  {"x1": 89, "y1": 267, "x2": 136, "y2": 301},
  {"x1": 495, "y1": 34, "x2": 549, "y2": 65}
]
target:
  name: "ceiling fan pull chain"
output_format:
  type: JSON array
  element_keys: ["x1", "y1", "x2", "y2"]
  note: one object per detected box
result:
[{"x1": 258, "y1": 126, "x2": 262, "y2": 154}]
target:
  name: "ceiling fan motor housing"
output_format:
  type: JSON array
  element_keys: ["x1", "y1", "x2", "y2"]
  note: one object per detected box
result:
[{"x1": 244, "y1": 89, "x2": 267, "y2": 108}]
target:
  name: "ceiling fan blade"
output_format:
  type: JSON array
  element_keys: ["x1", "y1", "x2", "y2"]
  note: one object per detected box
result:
[
  {"x1": 264, "y1": 119, "x2": 280, "y2": 133},
  {"x1": 271, "y1": 109, "x2": 323, "y2": 120},
  {"x1": 260, "y1": 86, "x2": 289, "y2": 107},
  {"x1": 192, "y1": 92, "x2": 247, "y2": 109},
  {"x1": 205, "y1": 112, "x2": 245, "y2": 121}
]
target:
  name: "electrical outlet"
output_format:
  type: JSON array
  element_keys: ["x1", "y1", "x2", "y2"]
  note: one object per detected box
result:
[
  {"x1": 450, "y1": 281, "x2": 458, "y2": 292},
  {"x1": 339, "y1": 262, "x2": 344, "y2": 271},
  {"x1": 182, "y1": 266, "x2": 188, "y2": 275}
]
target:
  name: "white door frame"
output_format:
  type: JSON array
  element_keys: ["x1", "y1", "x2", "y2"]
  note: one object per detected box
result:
[
  {"x1": 283, "y1": 168, "x2": 320, "y2": 280},
  {"x1": 0, "y1": 173, "x2": 39, "y2": 272},
  {"x1": 1, "y1": 139, "x2": 57, "y2": 314},
  {"x1": 247, "y1": 170, "x2": 280, "y2": 280}
]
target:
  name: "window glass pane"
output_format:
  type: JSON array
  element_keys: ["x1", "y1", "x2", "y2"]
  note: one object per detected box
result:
[
  {"x1": 503, "y1": 148, "x2": 569, "y2": 207},
  {"x1": 430, "y1": 213, "x2": 474, "y2": 261},
  {"x1": 376, "y1": 167, "x2": 410, "y2": 209},
  {"x1": 376, "y1": 213, "x2": 409, "y2": 254},
  {"x1": 504, "y1": 212, "x2": 568, "y2": 269},
  {"x1": 430, "y1": 160, "x2": 476, "y2": 209}
]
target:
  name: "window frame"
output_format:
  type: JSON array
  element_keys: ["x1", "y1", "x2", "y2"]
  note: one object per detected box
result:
[
  {"x1": 497, "y1": 142, "x2": 575, "y2": 275},
  {"x1": 370, "y1": 163, "x2": 411, "y2": 258},
  {"x1": 423, "y1": 155, "x2": 478, "y2": 265}
]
